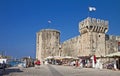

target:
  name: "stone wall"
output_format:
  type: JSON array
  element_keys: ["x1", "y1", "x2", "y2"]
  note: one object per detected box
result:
[{"x1": 61, "y1": 36, "x2": 81, "y2": 57}]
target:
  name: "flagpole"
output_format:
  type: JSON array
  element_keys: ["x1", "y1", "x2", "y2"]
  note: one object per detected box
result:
[
  {"x1": 47, "y1": 20, "x2": 52, "y2": 29},
  {"x1": 88, "y1": 7, "x2": 90, "y2": 17},
  {"x1": 88, "y1": 7, "x2": 96, "y2": 18},
  {"x1": 88, "y1": 8, "x2": 90, "y2": 17}
]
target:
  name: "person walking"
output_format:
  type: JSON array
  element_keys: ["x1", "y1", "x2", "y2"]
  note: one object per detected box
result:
[
  {"x1": 2, "y1": 61, "x2": 6, "y2": 74},
  {"x1": 75, "y1": 60, "x2": 79, "y2": 68}
]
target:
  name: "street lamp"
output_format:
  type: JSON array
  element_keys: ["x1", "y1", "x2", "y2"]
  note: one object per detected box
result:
[{"x1": 59, "y1": 45, "x2": 62, "y2": 56}]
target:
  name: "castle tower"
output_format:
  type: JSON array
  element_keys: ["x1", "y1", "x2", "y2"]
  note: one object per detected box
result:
[
  {"x1": 36, "y1": 29, "x2": 60, "y2": 61},
  {"x1": 79, "y1": 17, "x2": 108, "y2": 57}
]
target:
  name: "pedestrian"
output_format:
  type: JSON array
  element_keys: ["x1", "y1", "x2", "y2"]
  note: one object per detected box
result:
[
  {"x1": 2, "y1": 61, "x2": 6, "y2": 73},
  {"x1": 73, "y1": 61, "x2": 76, "y2": 66},
  {"x1": 43, "y1": 61, "x2": 45, "y2": 64},
  {"x1": 75, "y1": 60, "x2": 79, "y2": 67}
]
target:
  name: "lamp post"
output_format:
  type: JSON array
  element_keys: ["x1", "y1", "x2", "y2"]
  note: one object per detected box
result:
[{"x1": 59, "y1": 45, "x2": 62, "y2": 56}]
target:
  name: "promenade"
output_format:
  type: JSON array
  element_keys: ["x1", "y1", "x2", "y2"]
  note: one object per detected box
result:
[{"x1": 2, "y1": 65, "x2": 120, "y2": 76}]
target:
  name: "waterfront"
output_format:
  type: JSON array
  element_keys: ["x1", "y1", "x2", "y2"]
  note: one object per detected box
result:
[
  {"x1": 2, "y1": 64, "x2": 120, "y2": 76},
  {"x1": 8, "y1": 60, "x2": 22, "y2": 67}
]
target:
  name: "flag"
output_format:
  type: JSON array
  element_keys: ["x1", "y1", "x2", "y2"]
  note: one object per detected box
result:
[
  {"x1": 94, "y1": 55, "x2": 96, "y2": 64},
  {"x1": 89, "y1": 7, "x2": 96, "y2": 11}
]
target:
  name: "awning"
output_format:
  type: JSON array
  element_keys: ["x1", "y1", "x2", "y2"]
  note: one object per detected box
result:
[
  {"x1": 45, "y1": 56, "x2": 54, "y2": 59},
  {"x1": 54, "y1": 56, "x2": 62, "y2": 59},
  {"x1": 64, "y1": 56, "x2": 73, "y2": 59},
  {"x1": 78, "y1": 56, "x2": 91, "y2": 59},
  {"x1": 106, "y1": 52, "x2": 120, "y2": 57}
]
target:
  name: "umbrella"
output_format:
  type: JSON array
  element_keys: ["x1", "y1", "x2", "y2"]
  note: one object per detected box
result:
[
  {"x1": 46, "y1": 56, "x2": 54, "y2": 59},
  {"x1": 64, "y1": 56, "x2": 73, "y2": 59}
]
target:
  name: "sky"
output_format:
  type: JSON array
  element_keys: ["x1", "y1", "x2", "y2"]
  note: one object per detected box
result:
[{"x1": 0, "y1": 0, "x2": 120, "y2": 58}]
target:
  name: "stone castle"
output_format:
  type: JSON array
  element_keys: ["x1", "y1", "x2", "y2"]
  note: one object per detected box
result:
[{"x1": 36, "y1": 17, "x2": 120, "y2": 61}]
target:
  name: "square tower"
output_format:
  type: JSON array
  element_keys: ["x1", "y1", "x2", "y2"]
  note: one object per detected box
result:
[
  {"x1": 79, "y1": 17, "x2": 108, "y2": 57},
  {"x1": 36, "y1": 29, "x2": 60, "y2": 61}
]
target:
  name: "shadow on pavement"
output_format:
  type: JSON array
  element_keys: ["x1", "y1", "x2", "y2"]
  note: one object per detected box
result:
[
  {"x1": 2, "y1": 67, "x2": 23, "y2": 75},
  {"x1": 47, "y1": 65, "x2": 64, "y2": 76}
]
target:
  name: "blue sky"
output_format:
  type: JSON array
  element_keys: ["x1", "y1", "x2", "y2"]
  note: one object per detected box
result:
[{"x1": 0, "y1": 0, "x2": 120, "y2": 58}]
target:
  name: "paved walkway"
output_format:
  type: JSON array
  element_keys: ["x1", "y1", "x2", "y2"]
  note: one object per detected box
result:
[{"x1": 1, "y1": 65, "x2": 120, "y2": 76}]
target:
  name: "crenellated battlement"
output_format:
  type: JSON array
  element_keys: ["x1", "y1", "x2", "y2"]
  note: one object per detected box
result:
[
  {"x1": 80, "y1": 17, "x2": 108, "y2": 28},
  {"x1": 79, "y1": 17, "x2": 109, "y2": 34}
]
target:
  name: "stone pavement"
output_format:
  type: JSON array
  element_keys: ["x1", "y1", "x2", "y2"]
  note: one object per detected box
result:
[{"x1": 2, "y1": 64, "x2": 120, "y2": 76}]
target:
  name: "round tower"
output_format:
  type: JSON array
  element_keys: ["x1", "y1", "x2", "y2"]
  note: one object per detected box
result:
[{"x1": 36, "y1": 29, "x2": 60, "y2": 62}]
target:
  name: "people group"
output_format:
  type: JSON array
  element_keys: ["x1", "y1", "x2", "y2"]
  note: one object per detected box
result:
[{"x1": 34, "y1": 59, "x2": 41, "y2": 66}]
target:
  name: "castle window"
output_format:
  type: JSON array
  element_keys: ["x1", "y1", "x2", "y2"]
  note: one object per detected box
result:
[
  {"x1": 90, "y1": 26, "x2": 93, "y2": 30},
  {"x1": 86, "y1": 26, "x2": 88, "y2": 29},
  {"x1": 99, "y1": 35, "x2": 100, "y2": 37}
]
